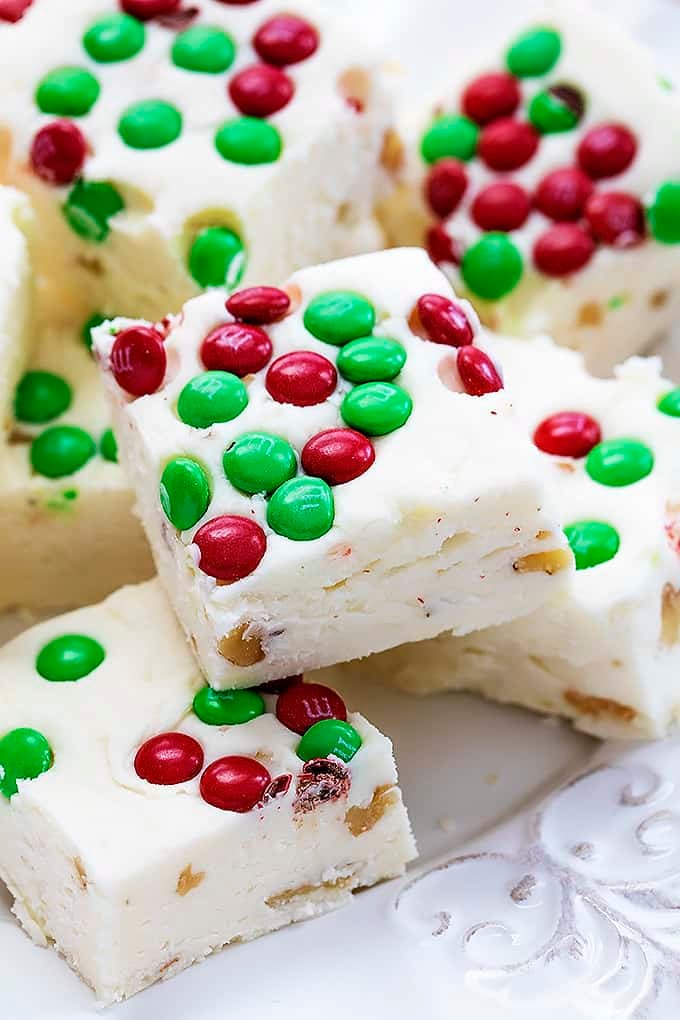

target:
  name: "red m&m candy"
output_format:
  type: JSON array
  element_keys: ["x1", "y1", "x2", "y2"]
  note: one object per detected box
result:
[
  {"x1": 462, "y1": 72, "x2": 521, "y2": 126},
  {"x1": 201, "y1": 322, "x2": 272, "y2": 376},
  {"x1": 121, "y1": 0, "x2": 180, "y2": 18},
  {"x1": 30, "y1": 120, "x2": 87, "y2": 186},
  {"x1": 134, "y1": 732, "x2": 203, "y2": 785},
  {"x1": 584, "y1": 192, "x2": 645, "y2": 248},
  {"x1": 226, "y1": 286, "x2": 290, "y2": 325},
  {"x1": 534, "y1": 167, "x2": 593, "y2": 222},
  {"x1": 577, "y1": 123, "x2": 637, "y2": 180},
  {"x1": 266, "y1": 350, "x2": 337, "y2": 406},
  {"x1": 253, "y1": 14, "x2": 319, "y2": 66},
  {"x1": 457, "y1": 345, "x2": 503, "y2": 396},
  {"x1": 479, "y1": 118, "x2": 539, "y2": 172},
  {"x1": 425, "y1": 224, "x2": 461, "y2": 267},
  {"x1": 0, "y1": 0, "x2": 32, "y2": 19},
  {"x1": 533, "y1": 223, "x2": 595, "y2": 276},
  {"x1": 193, "y1": 515, "x2": 266, "y2": 582},
  {"x1": 276, "y1": 682, "x2": 347, "y2": 735},
  {"x1": 471, "y1": 181, "x2": 530, "y2": 232},
  {"x1": 414, "y1": 293, "x2": 474, "y2": 347},
  {"x1": 110, "y1": 325, "x2": 166, "y2": 397},
  {"x1": 200, "y1": 755, "x2": 271, "y2": 812},
  {"x1": 424, "y1": 159, "x2": 468, "y2": 219},
  {"x1": 534, "y1": 411, "x2": 601, "y2": 458},
  {"x1": 302, "y1": 428, "x2": 375, "y2": 485},
  {"x1": 229, "y1": 64, "x2": 294, "y2": 118}
]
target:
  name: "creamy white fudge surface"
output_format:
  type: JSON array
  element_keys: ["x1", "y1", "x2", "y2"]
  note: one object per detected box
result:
[
  {"x1": 0, "y1": 187, "x2": 32, "y2": 432},
  {"x1": 0, "y1": 0, "x2": 392, "y2": 325},
  {"x1": 326, "y1": 338, "x2": 680, "y2": 740},
  {"x1": 94, "y1": 248, "x2": 571, "y2": 688},
  {"x1": 0, "y1": 578, "x2": 415, "y2": 1004},
  {"x1": 382, "y1": 0, "x2": 680, "y2": 373}
]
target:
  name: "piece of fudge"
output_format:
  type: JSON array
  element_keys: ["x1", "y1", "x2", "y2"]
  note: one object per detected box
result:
[
  {"x1": 381, "y1": 0, "x2": 680, "y2": 373},
  {"x1": 326, "y1": 337, "x2": 680, "y2": 740},
  {"x1": 0, "y1": 186, "x2": 32, "y2": 432},
  {"x1": 0, "y1": 578, "x2": 415, "y2": 1004},
  {"x1": 0, "y1": 0, "x2": 393, "y2": 327},
  {"x1": 94, "y1": 247, "x2": 571, "y2": 688}
]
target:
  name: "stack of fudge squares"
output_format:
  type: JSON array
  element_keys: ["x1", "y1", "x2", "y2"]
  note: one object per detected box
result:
[{"x1": 1, "y1": 0, "x2": 680, "y2": 1005}]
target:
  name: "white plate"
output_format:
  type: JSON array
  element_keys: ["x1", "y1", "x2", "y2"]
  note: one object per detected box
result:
[{"x1": 2, "y1": 0, "x2": 680, "y2": 1016}]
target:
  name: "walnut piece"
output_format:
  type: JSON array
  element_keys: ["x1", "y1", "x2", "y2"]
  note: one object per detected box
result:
[
  {"x1": 513, "y1": 549, "x2": 572, "y2": 575},
  {"x1": 380, "y1": 129, "x2": 405, "y2": 173},
  {"x1": 650, "y1": 288, "x2": 669, "y2": 309},
  {"x1": 345, "y1": 784, "x2": 397, "y2": 836},
  {"x1": 217, "y1": 623, "x2": 265, "y2": 666},
  {"x1": 73, "y1": 857, "x2": 88, "y2": 891},
  {"x1": 662, "y1": 583, "x2": 680, "y2": 645},
  {"x1": 265, "y1": 874, "x2": 354, "y2": 909},
  {"x1": 294, "y1": 758, "x2": 351, "y2": 815},
  {"x1": 576, "y1": 301, "x2": 603, "y2": 327},
  {"x1": 564, "y1": 688, "x2": 636, "y2": 723},
  {"x1": 176, "y1": 864, "x2": 205, "y2": 897}
]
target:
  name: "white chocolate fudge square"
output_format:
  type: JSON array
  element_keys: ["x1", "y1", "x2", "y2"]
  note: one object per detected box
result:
[
  {"x1": 0, "y1": 187, "x2": 32, "y2": 432},
  {"x1": 94, "y1": 248, "x2": 571, "y2": 688},
  {"x1": 382, "y1": 0, "x2": 680, "y2": 373},
  {"x1": 0, "y1": 579, "x2": 415, "y2": 1004},
  {"x1": 0, "y1": 0, "x2": 392, "y2": 325},
  {"x1": 328, "y1": 338, "x2": 680, "y2": 740}
]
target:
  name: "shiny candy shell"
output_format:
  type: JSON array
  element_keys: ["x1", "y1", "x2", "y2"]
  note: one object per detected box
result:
[
  {"x1": 177, "y1": 371, "x2": 248, "y2": 428},
  {"x1": 30, "y1": 120, "x2": 87, "y2": 185},
  {"x1": 265, "y1": 350, "x2": 337, "y2": 406},
  {"x1": 226, "y1": 286, "x2": 290, "y2": 325},
  {"x1": 267, "y1": 477, "x2": 335, "y2": 541},
  {"x1": 533, "y1": 411, "x2": 601, "y2": 458},
  {"x1": 193, "y1": 686, "x2": 265, "y2": 726},
  {"x1": 301, "y1": 428, "x2": 375, "y2": 485},
  {"x1": 110, "y1": 325, "x2": 166, "y2": 396},
  {"x1": 424, "y1": 159, "x2": 468, "y2": 219},
  {"x1": 228, "y1": 63, "x2": 294, "y2": 118},
  {"x1": 200, "y1": 755, "x2": 271, "y2": 812},
  {"x1": 414, "y1": 293, "x2": 474, "y2": 347},
  {"x1": 303, "y1": 291, "x2": 375, "y2": 346},
  {"x1": 336, "y1": 335, "x2": 406, "y2": 382},
  {"x1": 276, "y1": 682, "x2": 347, "y2": 735},
  {"x1": 193, "y1": 515, "x2": 266, "y2": 582},
  {"x1": 585, "y1": 438, "x2": 653, "y2": 487},
  {"x1": 564, "y1": 520, "x2": 620, "y2": 571},
  {"x1": 456, "y1": 345, "x2": 503, "y2": 396},
  {"x1": 461, "y1": 71, "x2": 520, "y2": 126},
  {"x1": 200, "y1": 322, "x2": 272, "y2": 376},
  {"x1": 296, "y1": 718, "x2": 362, "y2": 763},
  {"x1": 223, "y1": 431, "x2": 297, "y2": 495},
  {"x1": 341, "y1": 381, "x2": 412, "y2": 436},
  {"x1": 36, "y1": 634, "x2": 105, "y2": 682},
  {"x1": 253, "y1": 14, "x2": 319, "y2": 66},
  {"x1": 134, "y1": 732, "x2": 204, "y2": 785},
  {"x1": 160, "y1": 456, "x2": 211, "y2": 530},
  {"x1": 0, "y1": 728, "x2": 53, "y2": 799}
]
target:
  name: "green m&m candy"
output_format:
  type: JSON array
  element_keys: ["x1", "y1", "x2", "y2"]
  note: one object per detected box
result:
[
  {"x1": 160, "y1": 456, "x2": 211, "y2": 530},
  {"x1": 564, "y1": 520, "x2": 620, "y2": 570},
  {"x1": 529, "y1": 85, "x2": 583, "y2": 134},
  {"x1": 341, "y1": 382, "x2": 412, "y2": 436},
  {"x1": 215, "y1": 117, "x2": 282, "y2": 165},
  {"x1": 63, "y1": 180, "x2": 125, "y2": 243},
  {"x1": 193, "y1": 685, "x2": 265, "y2": 726},
  {"x1": 118, "y1": 100, "x2": 182, "y2": 149},
  {"x1": 177, "y1": 371, "x2": 247, "y2": 428},
  {"x1": 296, "y1": 718, "x2": 362, "y2": 763},
  {"x1": 647, "y1": 181, "x2": 680, "y2": 243},
  {"x1": 83, "y1": 13, "x2": 145, "y2": 63},
  {"x1": 188, "y1": 226, "x2": 246, "y2": 289},
  {"x1": 506, "y1": 26, "x2": 561, "y2": 77},
  {"x1": 267, "y1": 477, "x2": 335, "y2": 541},
  {"x1": 304, "y1": 291, "x2": 375, "y2": 345},
  {"x1": 585, "y1": 438, "x2": 653, "y2": 487},
  {"x1": 172, "y1": 25, "x2": 236, "y2": 73},
  {"x1": 461, "y1": 233, "x2": 523, "y2": 300},
  {"x1": 36, "y1": 66, "x2": 100, "y2": 116},
  {"x1": 337, "y1": 336, "x2": 406, "y2": 383},
  {"x1": 658, "y1": 388, "x2": 680, "y2": 417},
  {"x1": 100, "y1": 427, "x2": 118, "y2": 462},
  {"x1": 0, "y1": 728, "x2": 53, "y2": 799},
  {"x1": 223, "y1": 432, "x2": 296, "y2": 495},
  {"x1": 420, "y1": 115, "x2": 478, "y2": 164},
  {"x1": 30, "y1": 425, "x2": 96, "y2": 478},
  {"x1": 36, "y1": 634, "x2": 105, "y2": 682},
  {"x1": 14, "y1": 371, "x2": 71, "y2": 424}
]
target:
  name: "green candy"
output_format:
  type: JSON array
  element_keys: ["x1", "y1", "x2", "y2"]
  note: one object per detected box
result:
[
  {"x1": 172, "y1": 25, "x2": 236, "y2": 73},
  {"x1": 420, "y1": 115, "x2": 478, "y2": 164},
  {"x1": 63, "y1": 180, "x2": 125, "y2": 243},
  {"x1": 14, "y1": 371, "x2": 71, "y2": 424},
  {"x1": 647, "y1": 182, "x2": 680, "y2": 244},
  {"x1": 36, "y1": 66, "x2": 100, "y2": 116},
  {"x1": 177, "y1": 371, "x2": 247, "y2": 428},
  {"x1": 82, "y1": 312, "x2": 108, "y2": 350},
  {"x1": 193, "y1": 686, "x2": 265, "y2": 726},
  {"x1": 341, "y1": 382, "x2": 412, "y2": 436},
  {"x1": 267, "y1": 477, "x2": 335, "y2": 541},
  {"x1": 296, "y1": 719, "x2": 362, "y2": 763},
  {"x1": 215, "y1": 117, "x2": 282, "y2": 165},
  {"x1": 304, "y1": 291, "x2": 376, "y2": 346},
  {"x1": 118, "y1": 99, "x2": 182, "y2": 149},
  {"x1": 100, "y1": 428, "x2": 118, "y2": 463},
  {"x1": 223, "y1": 432, "x2": 296, "y2": 495},
  {"x1": 83, "y1": 13, "x2": 145, "y2": 63},
  {"x1": 506, "y1": 26, "x2": 561, "y2": 77},
  {"x1": 337, "y1": 336, "x2": 406, "y2": 383},
  {"x1": 461, "y1": 233, "x2": 523, "y2": 300},
  {"x1": 528, "y1": 88, "x2": 580, "y2": 133},
  {"x1": 160, "y1": 456, "x2": 211, "y2": 530},
  {"x1": 188, "y1": 226, "x2": 246, "y2": 289},
  {"x1": 31, "y1": 425, "x2": 96, "y2": 479},
  {"x1": 658, "y1": 388, "x2": 680, "y2": 417},
  {"x1": 564, "y1": 520, "x2": 620, "y2": 571},
  {"x1": 0, "y1": 728, "x2": 53, "y2": 799},
  {"x1": 36, "y1": 634, "x2": 105, "y2": 682},
  {"x1": 585, "y1": 438, "x2": 654, "y2": 487}
]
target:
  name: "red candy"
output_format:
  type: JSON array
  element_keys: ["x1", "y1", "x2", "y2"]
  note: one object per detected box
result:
[
  {"x1": 478, "y1": 118, "x2": 539, "y2": 172},
  {"x1": 533, "y1": 223, "x2": 595, "y2": 276},
  {"x1": 193, "y1": 515, "x2": 266, "y2": 582},
  {"x1": 462, "y1": 72, "x2": 521, "y2": 126},
  {"x1": 30, "y1": 120, "x2": 87, "y2": 186},
  {"x1": 533, "y1": 411, "x2": 602, "y2": 458},
  {"x1": 253, "y1": 14, "x2": 319, "y2": 66},
  {"x1": 0, "y1": 0, "x2": 32, "y2": 22},
  {"x1": 301, "y1": 428, "x2": 375, "y2": 485},
  {"x1": 265, "y1": 350, "x2": 337, "y2": 406},
  {"x1": 424, "y1": 159, "x2": 468, "y2": 219},
  {"x1": 134, "y1": 733, "x2": 204, "y2": 785},
  {"x1": 425, "y1": 224, "x2": 461, "y2": 266},
  {"x1": 120, "y1": 0, "x2": 180, "y2": 18},
  {"x1": 456, "y1": 346, "x2": 503, "y2": 396},
  {"x1": 226, "y1": 286, "x2": 290, "y2": 325},
  {"x1": 471, "y1": 181, "x2": 530, "y2": 232},
  {"x1": 200, "y1": 323, "x2": 272, "y2": 377},
  {"x1": 415, "y1": 293, "x2": 474, "y2": 347},
  {"x1": 584, "y1": 191, "x2": 645, "y2": 248},
  {"x1": 577, "y1": 123, "x2": 637, "y2": 180},
  {"x1": 276, "y1": 682, "x2": 347, "y2": 735},
  {"x1": 200, "y1": 755, "x2": 271, "y2": 812},
  {"x1": 110, "y1": 325, "x2": 166, "y2": 397},
  {"x1": 229, "y1": 64, "x2": 294, "y2": 118},
  {"x1": 534, "y1": 167, "x2": 593, "y2": 222}
]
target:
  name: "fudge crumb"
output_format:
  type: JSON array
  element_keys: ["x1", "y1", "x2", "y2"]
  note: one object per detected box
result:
[
  {"x1": 513, "y1": 548, "x2": 572, "y2": 575},
  {"x1": 176, "y1": 865, "x2": 205, "y2": 897},
  {"x1": 345, "y1": 784, "x2": 397, "y2": 836},
  {"x1": 159, "y1": 957, "x2": 180, "y2": 976},
  {"x1": 535, "y1": 530, "x2": 551, "y2": 541},
  {"x1": 217, "y1": 623, "x2": 264, "y2": 666},
  {"x1": 564, "y1": 688, "x2": 636, "y2": 722},
  {"x1": 380, "y1": 128, "x2": 405, "y2": 174},
  {"x1": 294, "y1": 758, "x2": 351, "y2": 815},
  {"x1": 650, "y1": 288, "x2": 669, "y2": 309}
]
